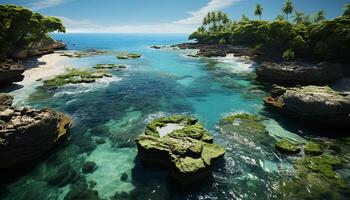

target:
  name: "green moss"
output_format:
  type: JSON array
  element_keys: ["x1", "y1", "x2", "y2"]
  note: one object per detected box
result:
[
  {"x1": 136, "y1": 115, "x2": 225, "y2": 185},
  {"x1": 304, "y1": 142, "x2": 323, "y2": 156},
  {"x1": 220, "y1": 113, "x2": 263, "y2": 124},
  {"x1": 116, "y1": 52, "x2": 141, "y2": 59},
  {"x1": 43, "y1": 68, "x2": 111, "y2": 88},
  {"x1": 275, "y1": 140, "x2": 301, "y2": 154},
  {"x1": 61, "y1": 49, "x2": 110, "y2": 58},
  {"x1": 296, "y1": 155, "x2": 342, "y2": 178}
]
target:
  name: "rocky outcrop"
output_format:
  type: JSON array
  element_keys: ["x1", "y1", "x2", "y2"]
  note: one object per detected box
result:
[
  {"x1": 256, "y1": 62, "x2": 343, "y2": 85},
  {"x1": 174, "y1": 43, "x2": 255, "y2": 58},
  {"x1": 0, "y1": 60, "x2": 25, "y2": 85},
  {"x1": 0, "y1": 93, "x2": 71, "y2": 168},
  {"x1": 135, "y1": 115, "x2": 225, "y2": 186},
  {"x1": 11, "y1": 41, "x2": 67, "y2": 59},
  {"x1": 264, "y1": 85, "x2": 350, "y2": 125}
]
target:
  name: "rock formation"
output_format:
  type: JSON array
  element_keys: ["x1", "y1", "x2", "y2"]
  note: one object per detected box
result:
[
  {"x1": 0, "y1": 93, "x2": 71, "y2": 168},
  {"x1": 264, "y1": 85, "x2": 350, "y2": 125},
  {"x1": 256, "y1": 62, "x2": 343, "y2": 85},
  {"x1": 0, "y1": 59, "x2": 25, "y2": 85},
  {"x1": 135, "y1": 115, "x2": 225, "y2": 186}
]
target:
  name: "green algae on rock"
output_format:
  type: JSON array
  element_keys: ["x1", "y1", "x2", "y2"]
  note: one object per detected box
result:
[
  {"x1": 61, "y1": 49, "x2": 111, "y2": 58},
  {"x1": 135, "y1": 115, "x2": 225, "y2": 186},
  {"x1": 275, "y1": 140, "x2": 301, "y2": 155},
  {"x1": 116, "y1": 52, "x2": 141, "y2": 59},
  {"x1": 219, "y1": 113, "x2": 268, "y2": 136},
  {"x1": 304, "y1": 142, "x2": 323, "y2": 156},
  {"x1": 43, "y1": 69, "x2": 112, "y2": 88},
  {"x1": 93, "y1": 64, "x2": 127, "y2": 70}
]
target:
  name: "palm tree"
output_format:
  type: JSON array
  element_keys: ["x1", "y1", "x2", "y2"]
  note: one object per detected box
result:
[
  {"x1": 293, "y1": 11, "x2": 305, "y2": 24},
  {"x1": 275, "y1": 14, "x2": 285, "y2": 21},
  {"x1": 254, "y1": 4, "x2": 263, "y2": 20},
  {"x1": 241, "y1": 14, "x2": 250, "y2": 22},
  {"x1": 282, "y1": 0, "x2": 294, "y2": 21},
  {"x1": 313, "y1": 10, "x2": 326, "y2": 23},
  {"x1": 343, "y1": 3, "x2": 350, "y2": 16}
]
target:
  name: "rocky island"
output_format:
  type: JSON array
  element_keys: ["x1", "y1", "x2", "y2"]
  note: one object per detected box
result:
[{"x1": 135, "y1": 115, "x2": 225, "y2": 186}]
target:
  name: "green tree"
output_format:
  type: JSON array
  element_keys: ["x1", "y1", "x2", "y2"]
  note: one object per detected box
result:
[
  {"x1": 282, "y1": 48, "x2": 295, "y2": 61},
  {"x1": 282, "y1": 0, "x2": 294, "y2": 21},
  {"x1": 275, "y1": 14, "x2": 285, "y2": 21},
  {"x1": 0, "y1": 4, "x2": 65, "y2": 57},
  {"x1": 343, "y1": 3, "x2": 350, "y2": 16},
  {"x1": 254, "y1": 4, "x2": 263, "y2": 20},
  {"x1": 313, "y1": 10, "x2": 326, "y2": 23}
]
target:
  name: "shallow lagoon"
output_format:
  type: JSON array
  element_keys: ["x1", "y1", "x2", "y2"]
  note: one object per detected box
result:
[{"x1": 2, "y1": 34, "x2": 349, "y2": 200}]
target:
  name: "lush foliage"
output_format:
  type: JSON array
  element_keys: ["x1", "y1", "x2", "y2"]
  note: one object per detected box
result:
[
  {"x1": 0, "y1": 4, "x2": 65, "y2": 57},
  {"x1": 189, "y1": 1, "x2": 350, "y2": 62}
]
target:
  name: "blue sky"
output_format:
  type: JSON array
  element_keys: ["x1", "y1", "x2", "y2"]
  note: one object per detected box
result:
[{"x1": 1, "y1": 0, "x2": 348, "y2": 33}]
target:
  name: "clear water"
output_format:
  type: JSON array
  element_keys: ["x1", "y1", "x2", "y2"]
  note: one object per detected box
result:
[{"x1": 1, "y1": 34, "x2": 349, "y2": 200}]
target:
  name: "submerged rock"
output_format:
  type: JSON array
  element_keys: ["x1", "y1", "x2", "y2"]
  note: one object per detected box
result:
[
  {"x1": 256, "y1": 62, "x2": 343, "y2": 85},
  {"x1": 46, "y1": 164, "x2": 80, "y2": 187},
  {"x1": 304, "y1": 142, "x2": 323, "y2": 156},
  {"x1": 64, "y1": 184, "x2": 100, "y2": 200},
  {"x1": 0, "y1": 93, "x2": 72, "y2": 168},
  {"x1": 116, "y1": 52, "x2": 141, "y2": 59},
  {"x1": 93, "y1": 64, "x2": 127, "y2": 70},
  {"x1": 0, "y1": 59, "x2": 25, "y2": 86},
  {"x1": 61, "y1": 49, "x2": 110, "y2": 58},
  {"x1": 135, "y1": 115, "x2": 225, "y2": 186},
  {"x1": 82, "y1": 161, "x2": 97, "y2": 174},
  {"x1": 43, "y1": 68, "x2": 111, "y2": 89},
  {"x1": 120, "y1": 172, "x2": 128, "y2": 182},
  {"x1": 264, "y1": 85, "x2": 350, "y2": 125}
]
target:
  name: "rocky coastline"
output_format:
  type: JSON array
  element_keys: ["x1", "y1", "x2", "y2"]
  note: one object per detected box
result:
[
  {"x1": 0, "y1": 41, "x2": 67, "y2": 86},
  {"x1": 0, "y1": 93, "x2": 71, "y2": 169}
]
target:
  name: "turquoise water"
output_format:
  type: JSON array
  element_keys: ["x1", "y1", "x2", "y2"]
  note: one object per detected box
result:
[{"x1": 1, "y1": 34, "x2": 349, "y2": 200}]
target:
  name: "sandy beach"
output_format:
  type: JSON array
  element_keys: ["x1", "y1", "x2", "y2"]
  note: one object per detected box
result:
[{"x1": 19, "y1": 52, "x2": 70, "y2": 86}]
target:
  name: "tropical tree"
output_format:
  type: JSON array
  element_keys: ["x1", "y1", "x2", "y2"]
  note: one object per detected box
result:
[
  {"x1": 241, "y1": 14, "x2": 250, "y2": 22},
  {"x1": 313, "y1": 10, "x2": 326, "y2": 23},
  {"x1": 254, "y1": 4, "x2": 263, "y2": 20},
  {"x1": 275, "y1": 14, "x2": 285, "y2": 21},
  {"x1": 202, "y1": 11, "x2": 230, "y2": 32},
  {"x1": 343, "y1": 3, "x2": 350, "y2": 16},
  {"x1": 293, "y1": 11, "x2": 305, "y2": 24},
  {"x1": 282, "y1": 0, "x2": 294, "y2": 21}
]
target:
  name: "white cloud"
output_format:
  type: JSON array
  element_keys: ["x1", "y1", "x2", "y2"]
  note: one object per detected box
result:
[
  {"x1": 30, "y1": 0, "x2": 69, "y2": 10},
  {"x1": 59, "y1": 16, "x2": 196, "y2": 33},
  {"x1": 174, "y1": 0, "x2": 242, "y2": 25},
  {"x1": 56, "y1": 0, "x2": 243, "y2": 33}
]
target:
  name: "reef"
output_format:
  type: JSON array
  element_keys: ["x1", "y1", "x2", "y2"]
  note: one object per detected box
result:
[
  {"x1": 43, "y1": 68, "x2": 112, "y2": 88},
  {"x1": 93, "y1": 64, "x2": 127, "y2": 70},
  {"x1": 116, "y1": 52, "x2": 141, "y2": 59},
  {"x1": 61, "y1": 49, "x2": 111, "y2": 58}
]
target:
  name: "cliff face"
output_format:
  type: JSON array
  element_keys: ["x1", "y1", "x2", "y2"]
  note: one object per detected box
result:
[
  {"x1": 0, "y1": 60, "x2": 25, "y2": 86},
  {"x1": 0, "y1": 93, "x2": 71, "y2": 168}
]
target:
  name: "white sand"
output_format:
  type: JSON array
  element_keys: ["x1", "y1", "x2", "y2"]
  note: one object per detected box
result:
[
  {"x1": 19, "y1": 52, "x2": 69, "y2": 86},
  {"x1": 157, "y1": 123, "x2": 185, "y2": 137}
]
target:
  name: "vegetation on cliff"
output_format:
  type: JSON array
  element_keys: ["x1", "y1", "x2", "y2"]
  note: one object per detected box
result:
[
  {"x1": 0, "y1": 4, "x2": 65, "y2": 58},
  {"x1": 189, "y1": 1, "x2": 350, "y2": 62}
]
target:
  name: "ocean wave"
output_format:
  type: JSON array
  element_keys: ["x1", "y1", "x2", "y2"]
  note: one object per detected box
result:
[{"x1": 53, "y1": 76, "x2": 122, "y2": 97}]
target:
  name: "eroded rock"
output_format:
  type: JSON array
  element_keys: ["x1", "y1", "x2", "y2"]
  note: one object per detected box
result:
[
  {"x1": 135, "y1": 115, "x2": 225, "y2": 186},
  {"x1": 0, "y1": 59, "x2": 25, "y2": 85},
  {"x1": 0, "y1": 93, "x2": 72, "y2": 168}
]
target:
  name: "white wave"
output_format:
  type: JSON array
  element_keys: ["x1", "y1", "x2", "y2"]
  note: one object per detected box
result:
[
  {"x1": 53, "y1": 76, "x2": 121, "y2": 97},
  {"x1": 215, "y1": 54, "x2": 256, "y2": 73}
]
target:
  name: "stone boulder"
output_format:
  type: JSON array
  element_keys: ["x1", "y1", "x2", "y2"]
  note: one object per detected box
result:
[
  {"x1": 135, "y1": 115, "x2": 225, "y2": 186},
  {"x1": 0, "y1": 93, "x2": 72, "y2": 168},
  {"x1": 0, "y1": 60, "x2": 25, "y2": 85},
  {"x1": 264, "y1": 85, "x2": 350, "y2": 125},
  {"x1": 256, "y1": 62, "x2": 343, "y2": 85}
]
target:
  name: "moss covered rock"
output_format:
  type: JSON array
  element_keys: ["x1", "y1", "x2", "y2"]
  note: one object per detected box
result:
[
  {"x1": 43, "y1": 69, "x2": 111, "y2": 88},
  {"x1": 135, "y1": 115, "x2": 225, "y2": 186},
  {"x1": 304, "y1": 142, "x2": 323, "y2": 156},
  {"x1": 93, "y1": 64, "x2": 127, "y2": 70},
  {"x1": 116, "y1": 52, "x2": 141, "y2": 59},
  {"x1": 275, "y1": 140, "x2": 301, "y2": 155},
  {"x1": 61, "y1": 49, "x2": 110, "y2": 58},
  {"x1": 219, "y1": 113, "x2": 268, "y2": 136}
]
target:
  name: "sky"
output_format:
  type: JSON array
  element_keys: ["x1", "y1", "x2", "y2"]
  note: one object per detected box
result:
[{"x1": 1, "y1": 0, "x2": 349, "y2": 33}]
